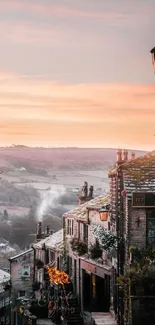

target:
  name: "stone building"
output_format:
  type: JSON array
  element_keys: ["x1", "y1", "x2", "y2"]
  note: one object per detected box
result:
[
  {"x1": 32, "y1": 228, "x2": 63, "y2": 293},
  {"x1": 0, "y1": 269, "x2": 10, "y2": 325},
  {"x1": 63, "y1": 194, "x2": 112, "y2": 313},
  {"x1": 9, "y1": 249, "x2": 34, "y2": 300},
  {"x1": 9, "y1": 249, "x2": 34, "y2": 324},
  {"x1": 109, "y1": 149, "x2": 155, "y2": 325}
]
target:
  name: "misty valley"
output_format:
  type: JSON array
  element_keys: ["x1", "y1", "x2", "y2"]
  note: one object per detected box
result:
[{"x1": 0, "y1": 147, "x2": 145, "y2": 269}]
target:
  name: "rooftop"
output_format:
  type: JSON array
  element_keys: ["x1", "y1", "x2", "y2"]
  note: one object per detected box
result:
[
  {"x1": 9, "y1": 248, "x2": 33, "y2": 261},
  {"x1": 63, "y1": 195, "x2": 110, "y2": 221},
  {"x1": 33, "y1": 229, "x2": 63, "y2": 250},
  {"x1": 109, "y1": 150, "x2": 155, "y2": 198},
  {"x1": 0, "y1": 269, "x2": 10, "y2": 284},
  {"x1": 109, "y1": 151, "x2": 155, "y2": 175}
]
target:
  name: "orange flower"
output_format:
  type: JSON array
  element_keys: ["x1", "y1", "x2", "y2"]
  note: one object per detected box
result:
[{"x1": 46, "y1": 266, "x2": 70, "y2": 284}]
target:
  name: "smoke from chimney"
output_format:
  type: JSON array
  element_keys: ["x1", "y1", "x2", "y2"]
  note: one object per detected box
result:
[{"x1": 36, "y1": 185, "x2": 66, "y2": 222}]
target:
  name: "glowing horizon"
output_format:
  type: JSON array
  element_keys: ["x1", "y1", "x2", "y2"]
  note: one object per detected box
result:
[{"x1": 0, "y1": 0, "x2": 155, "y2": 150}]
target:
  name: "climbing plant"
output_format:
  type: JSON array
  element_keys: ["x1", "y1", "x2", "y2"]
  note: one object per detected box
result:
[{"x1": 117, "y1": 247, "x2": 155, "y2": 295}]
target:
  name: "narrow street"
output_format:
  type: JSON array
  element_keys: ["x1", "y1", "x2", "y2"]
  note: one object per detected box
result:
[
  {"x1": 37, "y1": 319, "x2": 54, "y2": 325},
  {"x1": 92, "y1": 313, "x2": 116, "y2": 325},
  {"x1": 37, "y1": 313, "x2": 116, "y2": 325}
]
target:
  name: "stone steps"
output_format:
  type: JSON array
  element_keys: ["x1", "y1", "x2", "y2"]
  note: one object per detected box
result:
[{"x1": 91, "y1": 313, "x2": 116, "y2": 325}]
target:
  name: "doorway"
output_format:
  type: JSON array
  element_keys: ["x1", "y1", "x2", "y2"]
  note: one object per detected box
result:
[
  {"x1": 83, "y1": 271, "x2": 91, "y2": 310},
  {"x1": 96, "y1": 275, "x2": 110, "y2": 312}
]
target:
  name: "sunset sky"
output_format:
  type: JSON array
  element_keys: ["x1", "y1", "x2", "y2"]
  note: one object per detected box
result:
[{"x1": 0, "y1": 0, "x2": 155, "y2": 150}]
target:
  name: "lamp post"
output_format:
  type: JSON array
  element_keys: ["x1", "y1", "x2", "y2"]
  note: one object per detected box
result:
[
  {"x1": 99, "y1": 205, "x2": 109, "y2": 221},
  {"x1": 150, "y1": 47, "x2": 155, "y2": 73}
]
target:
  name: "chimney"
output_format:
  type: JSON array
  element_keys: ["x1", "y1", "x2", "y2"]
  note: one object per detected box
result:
[
  {"x1": 82, "y1": 181, "x2": 88, "y2": 198},
  {"x1": 123, "y1": 149, "x2": 128, "y2": 161},
  {"x1": 37, "y1": 222, "x2": 42, "y2": 236},
  {"x1": 46, "y1": 225, "x2": 50, "y2": 236},
  {"x1": 89, "y1": 185, "x2": 94, "y2": 199},
  {"x1": 117, "y1": 149, "x2": 122, "y2": 162},
  {"x1": 79, "y1": 182, "x2": 94, "y2": 205},
  {"x1": 131, "y1": 152, "x2": 135, "y2": 160},
  {"x1": 36, "y1": 222, "x2": 43, "y2": 241}
]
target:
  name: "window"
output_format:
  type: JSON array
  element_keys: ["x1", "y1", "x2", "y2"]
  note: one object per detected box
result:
[
  {"x1": 72, "y1": 220, "x2": 74, "y2": 236},
  {"x1": 74, "y1": 259, "x2": 77, "y2": 291},
  {"x1": 68, "y1": 257, "x2": 72, "y2": 277},
  {"x1": 146, "y1": 209, "x2": 155, "y2": 246},
  {"x1": 38, "y1": 250, "x2": 42, "y2": 260},
  {"x1": 92, "y1": 274, "x2": 96, "y2": 298},
  {"x1": 83, "y1": 223, "x2": 88, "y2": 243},
  {"x1": 37, "y1": 270, "x2": 43, "y2": 283},
  {"x1": 57, "y1": 257, "x2": 60, "y2": 270},
  {"x1": 18, "y1": 291, "x2": 25, "y2": 297},
  {"x1": 50, "y1": 251, "x2": 55, "y2": 263},
  {"x1": 67, "y1": 219, "x2": 74, "y2": 236},
  {"x1": 22, "y1": 265, "x2": 30, "y2": 277},
  {"x1": 78, "y1": 222, "x2": 80, "y2": 239}
]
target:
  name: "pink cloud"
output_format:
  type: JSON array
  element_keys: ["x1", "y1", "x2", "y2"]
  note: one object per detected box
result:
[
  {"x1": 0, "y1": 0, "x2": 128, "y2": 20},
  {"x1": 0, "y1": 21, "x2": 64, "y2": 46}
]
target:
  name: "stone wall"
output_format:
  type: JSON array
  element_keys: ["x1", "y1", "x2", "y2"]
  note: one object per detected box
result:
[
  {"x1": 131, "y1": 296, "x2": 155, "y2": 325},
  {"x1": 129, "y1": 208, "x2": 146, "y2": 248},
  {"x1": 10, "y1": 250, "x2": 34, "y2": 303}
]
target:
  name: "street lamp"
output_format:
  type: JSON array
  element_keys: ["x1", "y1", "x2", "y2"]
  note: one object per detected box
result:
[
  {"x1": 99, "y1": 205, "x2": 109, "y2": 221},
  {"x1": 150, "y1": 47, "x2": 155, "y2": 73}
]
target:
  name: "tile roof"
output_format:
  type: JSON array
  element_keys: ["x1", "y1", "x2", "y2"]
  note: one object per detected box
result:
[
  {"x1": 63, "y1": 195, "x2": 110, "y2": 221},
  {"x1": 33, "y1": 229, "x2": 63, "y2": 250},
  {"x1": 9, "y1": 248, "x2": 33, "y2": 261},
  {"x1": 109, "y1": 151, "x2": 155, "y2": 198},
  {"x1": 109, "y1": 151, "x2": 155, "y2": 175},
  {"x1": 0, "y1": 269, "x2": 10, "y2": 284}
]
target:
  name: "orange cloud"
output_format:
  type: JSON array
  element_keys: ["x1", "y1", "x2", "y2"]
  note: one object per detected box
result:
[{"x1": 0, "y1": 72, "x2": 154, "y2": 149}]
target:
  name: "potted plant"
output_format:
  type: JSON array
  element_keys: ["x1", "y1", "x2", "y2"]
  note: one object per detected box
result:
[
  {"x1": 89, "y1": 241, "x2": 102, "y2": 259},
  {"x1": 70, "y1": 238, "x2": 88, "y2": 256},
  {"x1": 35, "y1": 258, "x2": 44, "y2": 269}
]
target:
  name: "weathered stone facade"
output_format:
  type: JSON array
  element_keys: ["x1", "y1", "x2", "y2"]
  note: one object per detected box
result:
[
  {"x1": 129, "y1": 207, "x2": 146, "y2": 248},
  {"x1": 109, "y1": 149, "x2": 155, "y2": 325},
  {"x1": 63, "y1": 195, "x2": 112, "y2": 312},
  {"x1": 10, "y1": 249, "x2": 34, "y2": 305},
  {"x1": 0, "y1": 269, "x2": 10, "y2": 324}
]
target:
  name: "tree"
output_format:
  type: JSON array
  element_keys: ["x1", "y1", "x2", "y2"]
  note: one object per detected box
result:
[{"x1": 3, "y1": 209, "x2": 9, "y2": 221}]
